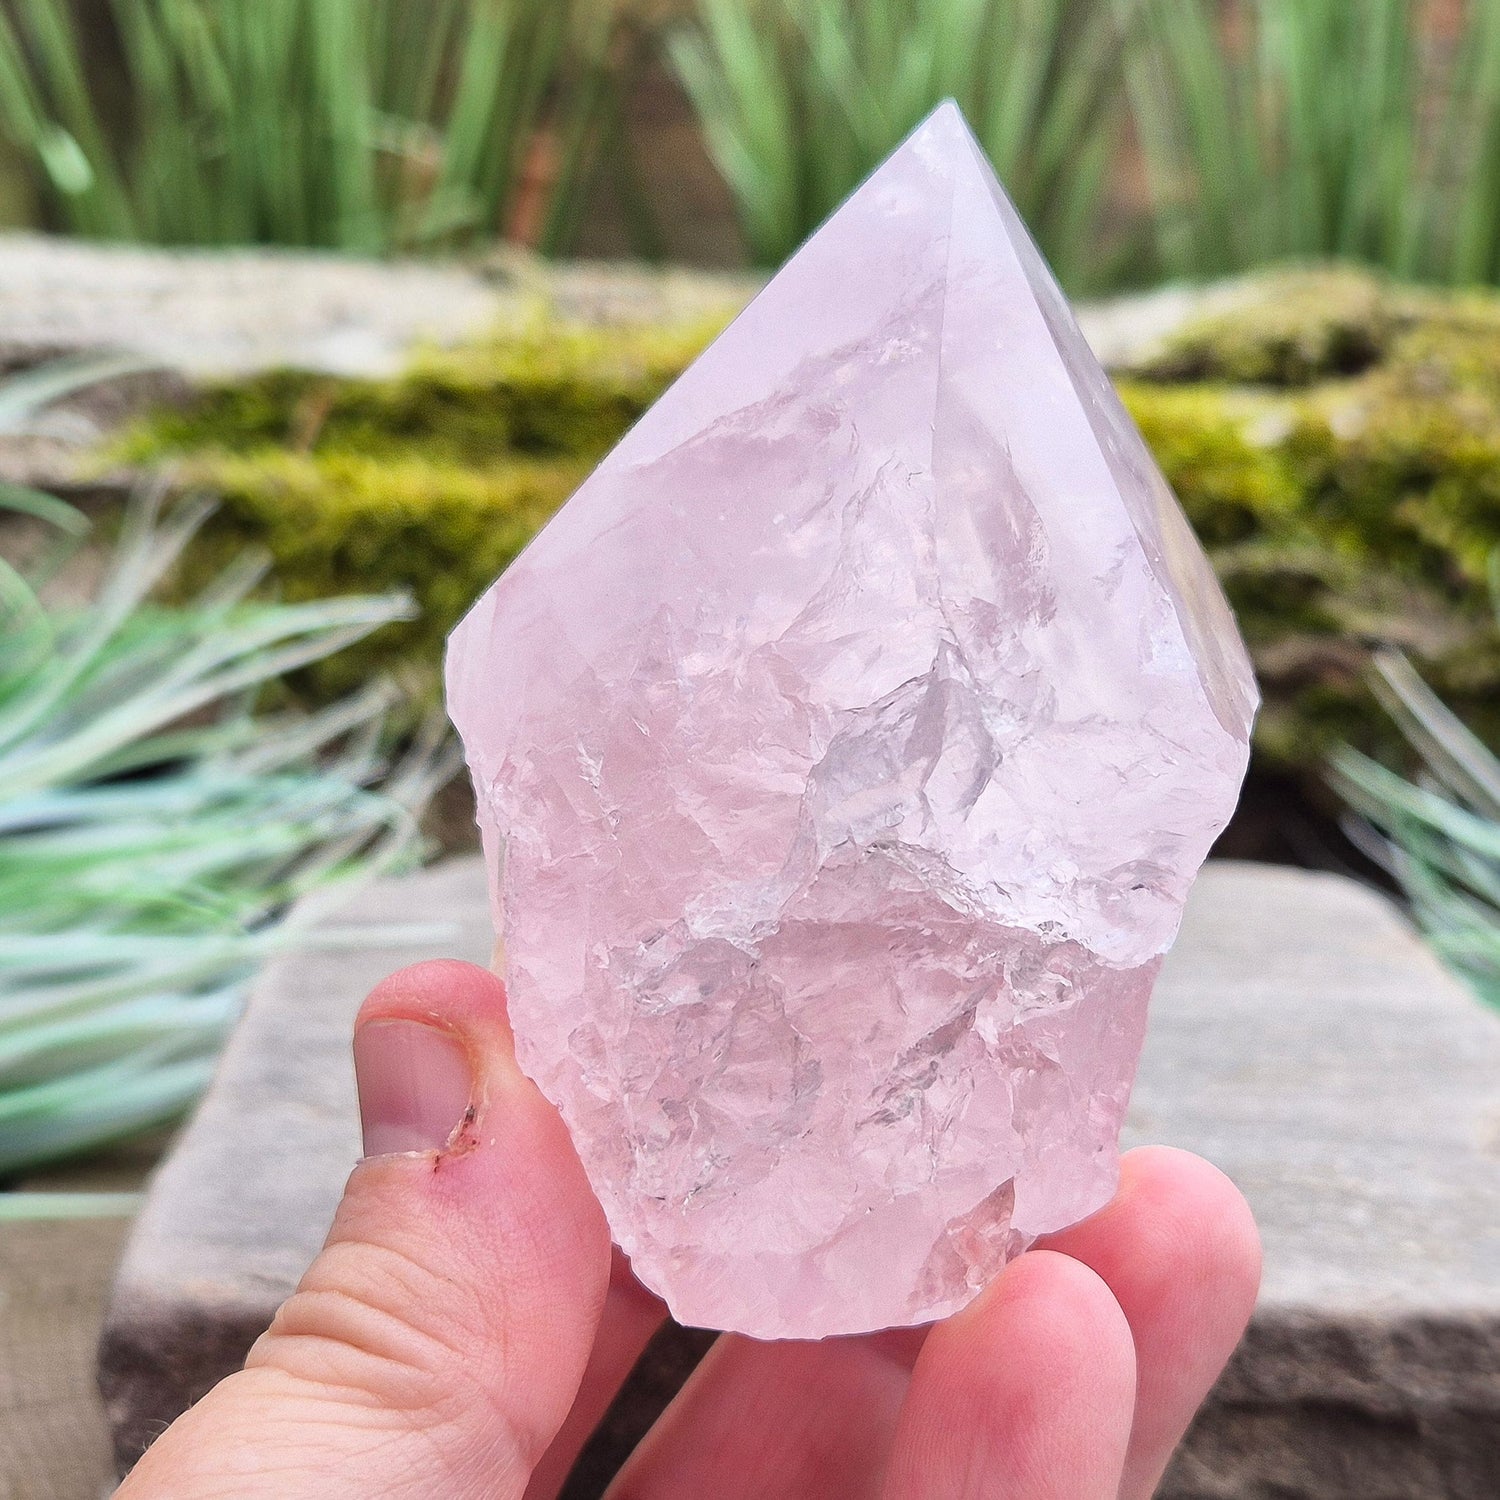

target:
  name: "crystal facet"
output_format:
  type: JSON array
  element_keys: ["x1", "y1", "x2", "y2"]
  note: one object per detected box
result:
[{"x1": 446, "y1": 103, "x2": 1256, "y2": 1338}]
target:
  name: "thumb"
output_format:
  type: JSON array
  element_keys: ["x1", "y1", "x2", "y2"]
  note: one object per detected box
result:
[{"x1": 118, "y1": 960, "x2": 611, "y2": 1500}]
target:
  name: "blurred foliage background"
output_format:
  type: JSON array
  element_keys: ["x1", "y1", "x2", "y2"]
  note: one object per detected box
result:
[
  {"x1": 1, "y1": 1, "x2": 1500, "y2": 289},
  {"x1": 0, "y1": 0, "x2": 621, "y2": 253}
]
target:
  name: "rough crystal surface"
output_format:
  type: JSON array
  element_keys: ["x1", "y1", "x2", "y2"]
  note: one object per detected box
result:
[{"x1": 446, "y1": 103, "x2": 1256, "y2": 1339}]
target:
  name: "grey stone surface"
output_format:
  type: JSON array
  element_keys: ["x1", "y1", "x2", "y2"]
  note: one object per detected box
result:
[
  {"x1": 0, "y1": 235, "x2": 756, "y2": 379},
  {"x1": 0, "y1": 231, "x2": 1198, "y2": 384},
  {"x1": 1137, "y1": 865, "x2": 1500, "y2": 1498},
  {"x1": 99, "y1": 858, "x2": 1500, "y2": 1497},
  {"x1": 0, "y1": 234, "x2": 499, "y2": 378},
  {"x1": 1075, "y1": 278, "x2": 1242, "y2": 372},
  {"x1": 0, "y1": 233, "x2": 1212, "y2": 500}
]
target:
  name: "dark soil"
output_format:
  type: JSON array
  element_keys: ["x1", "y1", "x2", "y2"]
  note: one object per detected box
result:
[{"x1": 1213, "y1": 768, "x2": 1396, "y2": 893}]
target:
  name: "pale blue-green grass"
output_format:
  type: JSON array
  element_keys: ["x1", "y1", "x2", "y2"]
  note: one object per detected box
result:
[
  {"x1": 0, "y1": 0, "x2": 613, "y2": 253},
  {"x1": 0, "y1": 1190, "x2": 140, "y2": 1218},
  {"x1": 1332, "y1": 628, "x2": 1500, "y2": 1010},
  {"x1": 668, "y1": 0, "x2": 1124, "y2": 287},
  {"x1": 0, "y1": 458, "x2": 456, "y2": 1198}
]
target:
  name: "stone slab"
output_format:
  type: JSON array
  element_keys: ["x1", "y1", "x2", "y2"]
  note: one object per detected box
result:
[
  {"x1": 0, "y1": 233, "x2": 1202, "y2": 383},
  {"x1": 1132, "y1": 866, "x2": 1500, "y2": 1498},
  {"x1": 0, "y1": 235, "x2": 757, "y2": 380},
  {"x1": 0, "y1": 235, "x2": 496, "y2": 379},
  {"x1": 98, "y1": 858, "x2": 1500, "y2": 1498}
]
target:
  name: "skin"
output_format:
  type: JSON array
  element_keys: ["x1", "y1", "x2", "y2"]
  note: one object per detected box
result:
[{"x1": 119, "y1": 960, "x2": 1262, "y2": 1500}]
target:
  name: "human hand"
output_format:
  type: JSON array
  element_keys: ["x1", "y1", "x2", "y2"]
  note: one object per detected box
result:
[{"x1": 118, "y1": 960, "x2": 1260, "y2": 1500}]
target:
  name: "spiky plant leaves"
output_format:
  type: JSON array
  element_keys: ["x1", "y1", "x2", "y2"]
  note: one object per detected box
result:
[
  {"x1": 1332, "y1": 647, "x2": 1500, "y2": 1010},
  {"x1": 0, "y1": 481, "x2": 456, "y2": 1193}
]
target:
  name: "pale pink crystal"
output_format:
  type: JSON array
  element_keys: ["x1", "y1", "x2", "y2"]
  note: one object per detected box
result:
[{"x1": 446, "y1": 102, "x2": 1256, "y2": 1339}]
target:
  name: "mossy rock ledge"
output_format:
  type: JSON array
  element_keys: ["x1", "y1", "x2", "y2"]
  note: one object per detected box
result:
[{"x1": 114, "y1": 266, "x2": 1500, "y2": 773}]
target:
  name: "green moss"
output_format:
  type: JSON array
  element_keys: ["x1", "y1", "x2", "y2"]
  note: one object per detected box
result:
[
  {"x1": 1113, "y1": 275, "x2": 1500, "y2": 772},
  {"x1": 1285, "y1": 319, "x2": 1500, "y2": 586},
  {"x1": 173, "y1": 448, "x2": 588, "y2": 703},
  {"x1": 111, "y1": 273, "x2": 1500, "y2": 778},
  {"x1": 122, "y1": 320, "x2": 721, "y2": 468},
  {"x1": 1134, "y1": 266, "x2": 1401, "y2": 387},
  {"x1": 113, "y1": 319, "x2": 718, "y2": 705},
  {"x1": 1118, "y1": 382, "x2": 1304, "y2": 547}
]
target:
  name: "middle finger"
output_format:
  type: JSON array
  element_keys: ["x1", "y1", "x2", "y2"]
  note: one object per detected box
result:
[{"x1": 602, "y1": 1326, "x2": 927, "y2": 1499}]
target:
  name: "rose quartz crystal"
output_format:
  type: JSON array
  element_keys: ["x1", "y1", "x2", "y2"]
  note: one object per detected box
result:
[{"x1": 446, "y1": 102, "x2": 1256, "y2": 1338}]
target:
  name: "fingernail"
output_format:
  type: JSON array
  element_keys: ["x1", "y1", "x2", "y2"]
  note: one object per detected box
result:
[{"x1": 354, "y1": 1019, "x2": 473, "y2": 1158}]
